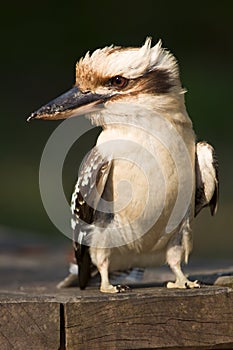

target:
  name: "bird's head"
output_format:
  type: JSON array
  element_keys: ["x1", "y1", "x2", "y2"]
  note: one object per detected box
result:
[{"x1": 28, "y1": 38, "x2": 185, "y2": 124}]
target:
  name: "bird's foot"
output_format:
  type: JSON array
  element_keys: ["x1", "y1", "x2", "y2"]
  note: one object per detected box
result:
[
  {"x1": 185, "y1": 280, "x2": 200, "y2": 289},
  {"x1": 116, "y1": 284, "x2": 131, "y2": 293},
  {"x1": 100, "y1": 284, "x2": 130, "y2": 293},
  {"x1": 167, "y1": 279, "x2": 200, "y2": 289}
]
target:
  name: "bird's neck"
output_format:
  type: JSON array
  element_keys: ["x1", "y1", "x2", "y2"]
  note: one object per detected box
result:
[{"x1": 87, "y1": 93, "x2": 193, "y2": 130}]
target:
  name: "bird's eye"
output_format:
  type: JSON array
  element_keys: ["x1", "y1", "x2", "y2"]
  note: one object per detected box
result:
[{"x1": 110, "y1": 76, "x2": 128, "y2": 89}]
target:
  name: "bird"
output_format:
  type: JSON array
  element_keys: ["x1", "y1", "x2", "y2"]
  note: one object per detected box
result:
[{"x1": 28, "y1": 37, "x2": 218, "y2": 293}]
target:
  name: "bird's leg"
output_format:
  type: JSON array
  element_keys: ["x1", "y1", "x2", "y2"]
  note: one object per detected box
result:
[
  {"x1": 98, "y1": 256, "x2": 117, "y2": 293},
  {"x1": 166, "y1": 245, "x2": 200, "y2": 289},
  {"x1": 93, "y1": 248, "x2": 130, "y2": 293}
]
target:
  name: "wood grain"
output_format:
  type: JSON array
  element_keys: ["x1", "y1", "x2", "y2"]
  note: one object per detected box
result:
[
  {"x1": 0, "y1": 285, "x2": 233, "y2": 349},
  {"x1": 64, "y1": 286, "x2": 233, "y2": 350},
  {"x1": 0, "y1": 236, "x2": 232, "y2": 350},
  {"x1": 0, "y1": 294, "x2": 60, "y2": 350}
]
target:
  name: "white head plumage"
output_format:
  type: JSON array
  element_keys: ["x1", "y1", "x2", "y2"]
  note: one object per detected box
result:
[{"x1": 77, "y1": 37, "x2": 178, "y2": 80}]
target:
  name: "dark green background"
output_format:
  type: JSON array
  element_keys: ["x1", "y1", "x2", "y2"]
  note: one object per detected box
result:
[{"x1": 1, "y1": 1, "x2": 232, "y2": 257}]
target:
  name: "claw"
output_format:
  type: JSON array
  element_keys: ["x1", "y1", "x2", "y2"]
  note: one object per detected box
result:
[
  {"x1": 100, "y1": 284, "x2": 131, "y2": 293},
  {"x1": 167, "y1": 279, "x2": 200, "y2": 289},
  {"x1": 185, "y1": 280, "x2": 200, "y2": 289},
  {"x1": 116, "y1": 284, "x2": 131, "y2": 293}
]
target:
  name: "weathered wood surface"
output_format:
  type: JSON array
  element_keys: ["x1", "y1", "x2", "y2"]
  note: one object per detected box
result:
[
  {"x1": 0, "y1": 285, "x2": 233, "y2": 350},
  {"x1": 0, "y1": 293, "x2": 60, "y2": 350},
  {"x1": 0, "y1": 231, "x2": 233, "y2": 349},
  {"x1": 63, "y1": 286, "x2": 233, "y2": 350}
]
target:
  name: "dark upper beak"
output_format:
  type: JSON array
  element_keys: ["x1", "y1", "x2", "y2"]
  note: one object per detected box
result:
[{"x1": 27, "y1": 86, "x2": 108, "y2": 122}]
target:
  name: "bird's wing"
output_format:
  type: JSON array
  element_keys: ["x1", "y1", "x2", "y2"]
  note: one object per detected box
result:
[
  {"x1": 71, "y1": 147, "x2": 113, "y2": 289},
  {"x1": 195, "y1": 141, "x2": 219, "y2": 217}
]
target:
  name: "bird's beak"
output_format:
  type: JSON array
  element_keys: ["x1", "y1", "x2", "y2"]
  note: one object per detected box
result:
[{"x1": 27, "y1": 86, "x2": 107, "y2": 122}]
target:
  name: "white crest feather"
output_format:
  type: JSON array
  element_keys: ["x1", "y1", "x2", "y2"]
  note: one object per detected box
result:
[{"x1": 78, "y1": 37, "x2": 179, "y2": 79}]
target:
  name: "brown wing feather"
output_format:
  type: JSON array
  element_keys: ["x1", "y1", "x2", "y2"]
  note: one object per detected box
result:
[{"x1": 71, "y1": 147, "x2": 112, "y2": 289}]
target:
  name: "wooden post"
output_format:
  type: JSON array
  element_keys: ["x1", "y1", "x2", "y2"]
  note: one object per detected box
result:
[
  {"x1": 63, "y1": 286, "x2": 233, "y2": 349},
  {"x1": 0, "y1": 293, "x2": 60, "y2": 350},
  {"x1": 0, "y1": 277, "x2": 232, "y2": 349}
]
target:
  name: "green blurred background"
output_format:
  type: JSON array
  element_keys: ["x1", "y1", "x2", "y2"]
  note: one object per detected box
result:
[{"x1": 1, "y1": 1, "x2": 232, "y2": 258}]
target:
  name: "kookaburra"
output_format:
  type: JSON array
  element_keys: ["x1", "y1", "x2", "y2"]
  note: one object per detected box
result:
[{"x1": 28, "y1": 38, "x2": 218, "y2": 293}]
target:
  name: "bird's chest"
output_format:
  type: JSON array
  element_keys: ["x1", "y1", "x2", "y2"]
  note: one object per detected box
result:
[
  {"x1": 107, "y1": 137, "x2": 179, "y2": 231},
  {"x1": 96, "y1": 124, "x2": 195, "y2": 242}
]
